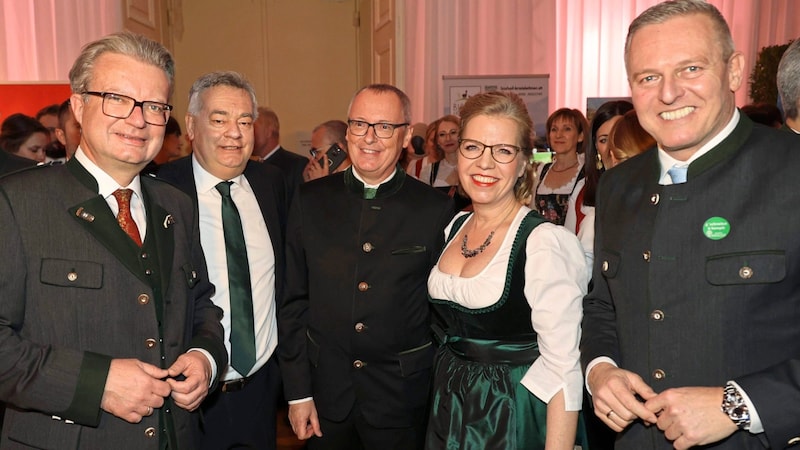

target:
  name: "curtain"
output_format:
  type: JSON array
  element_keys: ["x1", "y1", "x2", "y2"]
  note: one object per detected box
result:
[
  {"x1": 404, "y1": 0, "x2": 800, "y2": 125},
  {"x1": 0, "y1": 0, "x2": 122, "y2": 82}
]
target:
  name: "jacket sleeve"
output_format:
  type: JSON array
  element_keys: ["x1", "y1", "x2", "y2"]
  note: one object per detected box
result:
[{"x1": 277, "y1": 192, "x2": 313, "y2": 400}]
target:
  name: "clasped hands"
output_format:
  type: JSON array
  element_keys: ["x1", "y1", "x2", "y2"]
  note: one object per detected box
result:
[
  {"x1": 100, "y1": 352, "x2": 212, "y2": 423},
  {"x1": 588, "y1": 363, "x2": 738, "y2": 450}
]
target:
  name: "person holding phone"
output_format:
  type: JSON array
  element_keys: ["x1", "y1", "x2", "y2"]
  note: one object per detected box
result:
[{"x1": 304, "y1": 120, "x2": 351, "y2": 182}]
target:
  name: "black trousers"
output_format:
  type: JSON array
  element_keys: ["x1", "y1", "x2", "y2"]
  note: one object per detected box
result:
[
  {"x1": 308, "y1": 403, "x2": 425, "y2": 450},
  {"x1": 198, "y1": 356, "x2": 281, "y2": 450}
]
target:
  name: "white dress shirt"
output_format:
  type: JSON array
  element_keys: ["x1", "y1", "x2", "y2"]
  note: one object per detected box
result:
[
  {"x1": 260, "y1": 144, "x2": 282, "y2": 161},
  {"x1": 74, "y1": 147, "x2": 146, "y2": 242},
  {"x1": 192, "y1": 156, "x2": 278, "y2": 381}
]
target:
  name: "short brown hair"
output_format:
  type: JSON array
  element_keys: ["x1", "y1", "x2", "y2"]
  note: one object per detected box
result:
[{"x1": 546, "y1": 108, "x2": 589, "y2": 154}]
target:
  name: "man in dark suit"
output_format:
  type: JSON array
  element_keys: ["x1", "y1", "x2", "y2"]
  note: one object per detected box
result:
[
  {"x1": 0, "y1": 149, "x2": 36, "y2": 176},
  {"x1": 278, "y1": 84, "x2": 453, "y2": 450},
  {"x1": 253, "y1": 106, "x2": 306, "y2": 202},
  {"x1": 581, "y1": 1, "x2": 800, "y2": 449},
  {"x1": 0, "y1": 32, "x2": 226, "y2": 449},
  {"x1": 158, "y1": 71, "x2": 286, "y2": 450}
]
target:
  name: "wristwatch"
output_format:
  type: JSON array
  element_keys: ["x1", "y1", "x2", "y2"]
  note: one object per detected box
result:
[{"x1": 721, "y1": 382, "x2": 751, "y2": 430}]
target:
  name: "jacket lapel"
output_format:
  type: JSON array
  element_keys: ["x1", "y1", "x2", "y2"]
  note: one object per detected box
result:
[
  {"x1": 68, "y1": 195, "x2": 147, "y2": 284},
  {"x1": 142, "y1": 180, "x2": 174, "y2": 293}
]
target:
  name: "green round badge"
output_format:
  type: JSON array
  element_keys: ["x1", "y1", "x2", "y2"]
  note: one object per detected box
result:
[{"x1": 703, "y1": 216, "x2": 730, "y2": 240}]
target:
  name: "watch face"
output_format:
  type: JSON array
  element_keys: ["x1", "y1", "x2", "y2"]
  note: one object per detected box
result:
[{"x1": 732, "y1": 405, "x2": 747, "y2": 420}]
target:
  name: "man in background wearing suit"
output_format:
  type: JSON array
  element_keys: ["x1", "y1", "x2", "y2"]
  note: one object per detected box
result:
[
  {"x1": 0, "y1": 32, "x2": 226, "y2": 449},
  {"x1": 253, "y1": 106, "x2": 305, "y2": 202},
  {"x1": 777, "y1": 38, "x2": 800, "y2": 134},
  {"x1": 279, "y1": 84, "x2": 454, "y2": 450},
  {"x1": 158, "y1": 71, "x2": 286, "y2": 450},
  {"x1": 581, "y1": 1, "x2": 800, "y2": 449}
]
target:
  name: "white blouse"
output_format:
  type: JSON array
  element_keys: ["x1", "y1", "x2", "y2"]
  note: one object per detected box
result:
[
  {"x1": 428, "y1": 206, "x2": 590, "y2": 411},
  {"x1": 418, "y1": 158, "x2": 457, "y2": 187}
]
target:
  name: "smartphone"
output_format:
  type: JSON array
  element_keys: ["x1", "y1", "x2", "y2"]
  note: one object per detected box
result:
[{"x1": 311, "y1": 144, "x2": 347, "y2": 172}]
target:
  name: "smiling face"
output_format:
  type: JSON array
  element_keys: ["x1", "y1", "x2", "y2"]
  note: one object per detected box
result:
[
  {"x1": 436, "y1": 120, "x2": 459, "y2": 155},
  {"x1": 187, "y1": 85, "x2": 255, "y2": 180},
  {"x1": 548, "y1": 117, "x2": 583, "y2": 156},
  {"x1": 71, "y1": 52, "x2": 169, "y2": 184},
  {"x1": 595, "y1": 115, "x2": 622, "y2": 169},
  {"x1": 627, "y1": 13, "x2": 743, "y2": 161},
  {"x1": 458, "y1": 114, "x2": 524, "y2": 208},
  {"x1": 346, "y1": 89, "x2": 410, "y2": 185}
]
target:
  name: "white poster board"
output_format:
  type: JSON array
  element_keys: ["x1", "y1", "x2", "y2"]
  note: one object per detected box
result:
[{"x1": 443, "y1": 74, "x2": 549, "y2": 138}]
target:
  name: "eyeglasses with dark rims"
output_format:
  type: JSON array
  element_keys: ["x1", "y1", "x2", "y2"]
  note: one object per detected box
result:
[
  {"x1": 347, "y1": 119, "x2": 409, "y2": 139},
  {"x1": 458, "y1": 138, "x2": 520, "y2": 164},
  {"x1": 83, "y1": 91, "x2": 173, "y2": 126}
]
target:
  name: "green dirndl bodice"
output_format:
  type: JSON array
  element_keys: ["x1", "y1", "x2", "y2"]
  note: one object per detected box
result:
[{"x1": 425, "y1": 211, "x2": 588, "y2": 450}]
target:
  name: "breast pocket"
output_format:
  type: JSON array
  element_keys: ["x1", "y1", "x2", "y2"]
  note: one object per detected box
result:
[
  {"x1": 390, "y1": 245, "x2": 427, "y2": 256},
  {"x1": 706, "y1": 251, "x2": 786, "y2": 285},
  {"x1": 40, "y1": 258, "x2": 103, "y2": 289}
]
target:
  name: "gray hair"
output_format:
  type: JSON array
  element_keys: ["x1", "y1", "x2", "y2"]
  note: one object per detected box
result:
[
  {"x1": 348, "y1": 84, "x2": 412, "y2": 124},
  {"x1": 313, "y1": 120, "x2": 347, "y2": 144},
  {"x1": 778, "y1": 39, "x2": 800, "y2": 121},
  {"x1": 624, "y1": 0, "x2": 734, "y2": 73},
  {"x1": 69, "y1": 31, "x2": 175, "y2": 97},
  {"x1": 187, "y1": 71, "x2": 258, "y2": 117}
]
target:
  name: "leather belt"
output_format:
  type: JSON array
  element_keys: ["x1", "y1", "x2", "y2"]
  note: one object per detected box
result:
[{"x1": 220, "y1": 373, "x2": 255, "y2": 393}]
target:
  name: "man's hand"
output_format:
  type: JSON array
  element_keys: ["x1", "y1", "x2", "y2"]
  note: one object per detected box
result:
[
  {"x1": 166, "y1": 351, "x2": 212, "y2": 411},
  {"x1": 587, "y1": 362, "x2": 659, "y2": 431},
  {"x1": 304, "y1": 154, "x2": 329, "y2": 181},
  {"x1": 645, "y1": 386, "x2": 738, "y2": 449},
  {"x1": 288, "y1": 400, "x2": 323, "y2": 440},
  {"x1": 101, "y1": 359, "x2": 171, "y2": 423}
]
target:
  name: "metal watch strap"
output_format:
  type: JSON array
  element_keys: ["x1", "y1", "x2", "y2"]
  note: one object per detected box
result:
[{"x1": 721, "y1": 382, "x2": 751, "y2": 430}]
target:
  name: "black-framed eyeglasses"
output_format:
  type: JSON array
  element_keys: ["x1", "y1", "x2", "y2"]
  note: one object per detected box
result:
[
  {"x1": 347, "y1": 119, "x2": 408, "y2": 139},
  {"x1": 83, "y1": 91, "x2": 173, "y2": 126},
  {"x1": 458, "y1": 138, "x2": 521, "y2": 164}
]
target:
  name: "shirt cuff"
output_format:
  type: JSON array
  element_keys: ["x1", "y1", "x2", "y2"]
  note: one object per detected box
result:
[
  {"x1": 585, "y1": 356, "x2": 618, "y2": 396},
  {"x1": 288, "y1": 397, "x2": 313, "y2": 405},
  {"x1": 728, "y1": 380, "x2": 763, "y2": 433},
  {"x1": 188, "y1": 348, "x2": 217, "y2": 387}
]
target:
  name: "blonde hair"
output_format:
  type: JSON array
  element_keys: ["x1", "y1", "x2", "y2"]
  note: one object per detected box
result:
[
  {"x1": 458, "y1": 91, "x2": 535, "y2": 203},
  {"x1": 69, "y1": 32, "x2": 175, "y2": 97}
]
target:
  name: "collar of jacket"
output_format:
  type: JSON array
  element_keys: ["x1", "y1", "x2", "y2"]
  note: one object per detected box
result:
[
  {"x1": 344, "y1": 164, "x2": 406, "y2": 199},
  {"x1": 687, "y1": 113, "x2": 754, "y2": 179}
]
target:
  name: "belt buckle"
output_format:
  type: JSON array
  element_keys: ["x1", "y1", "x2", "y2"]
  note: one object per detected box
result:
[{"x1": 221, "y1": 377, "x2": 247, "y2": 393}]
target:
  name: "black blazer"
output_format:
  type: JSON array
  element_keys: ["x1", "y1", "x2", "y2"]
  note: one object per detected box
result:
[
  {"x1": 0, "y1": 151, "x2": 36, "y2": 177},
  {"x1": 262, "y1": 146, "x2": 306, "y2": 203},
  {"x1": 158, "y1": 156, "x2": 288, "y2": 316},
  {"x1": 278, "y1": 167, "x2": 454, "y2": 428},
  {"x1": 581, "y1": 115, "x2": 800, "y2": 449}
]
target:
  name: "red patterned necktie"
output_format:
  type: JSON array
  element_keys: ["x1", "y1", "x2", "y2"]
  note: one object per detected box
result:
[{"x1": 112, "y1": 189, "x2": 142, "y2": 247}]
